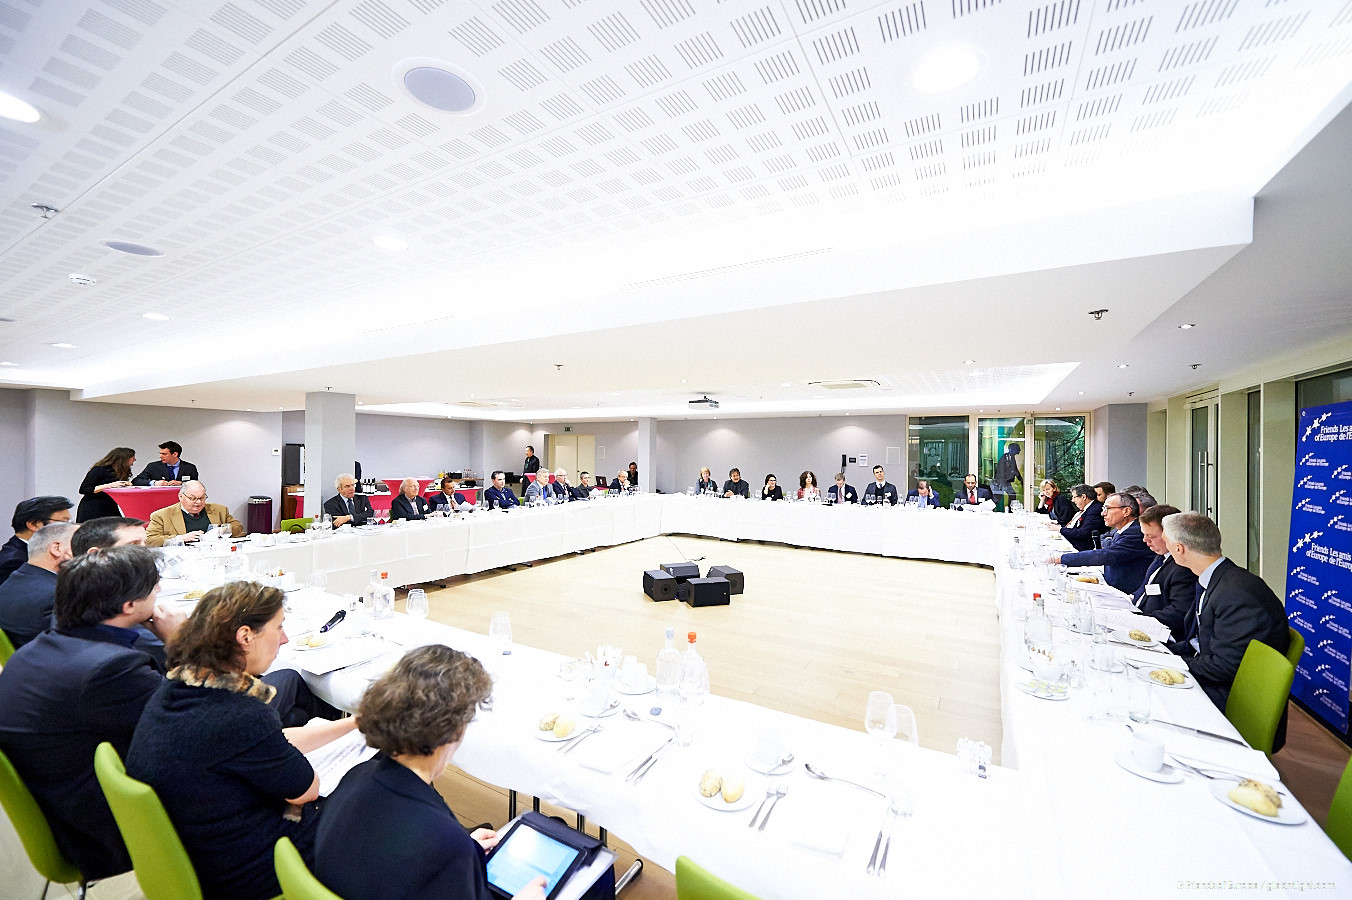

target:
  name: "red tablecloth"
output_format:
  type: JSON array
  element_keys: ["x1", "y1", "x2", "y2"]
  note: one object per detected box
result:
[{"x1": 104, "y1": 486, "x2": 181, "y2": 521}]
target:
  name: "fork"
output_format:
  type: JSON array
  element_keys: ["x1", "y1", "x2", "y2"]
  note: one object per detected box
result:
[
  {"x1": 865, "y1": 807, "x2": 890, "y2": 875},
  {"x1": 747, "y1": 786, "x2": 777, "y2": 829},
  {"x1": 558, "y1": 722, "x2": 603, "y2": 753},
  {"x1": 757, "y1": 786, "x2": 787, "y2": 832}
]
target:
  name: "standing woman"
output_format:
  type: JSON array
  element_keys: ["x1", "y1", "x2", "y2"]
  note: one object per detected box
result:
[
  {"x1": 314, "y1": 646, "x2": 549, "y2": 900},
  {"x1": 77, "y1": 447, "x2": 135, "y2": 522},
  {"x1": 798, "y1": 471, "x2": 820, "y2": 500},
  {"x1": 761, "y1": 474, "x2": 784, "y2": 501},
  {"x1": 125, "y1": 581, "x2": 357, "y2": 900}
]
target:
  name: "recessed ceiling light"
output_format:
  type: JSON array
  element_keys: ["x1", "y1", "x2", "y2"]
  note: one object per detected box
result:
[
  {"x1": 1117, "y1": 363, "x2": 1129, "y2": 369},
  {"x1": 469, "y1": 393, "x2": 475, "y2": 398},
  {"x1": 510, "y1": 398, "x2": 519, "y2": 402},
  {"x1": 278, "y1": 406, "x2": 284, "y2": 410},
  {"x1": 371, "y1": 235, "x2": 408, "y2": 252},
  {"x1": 912, "y1": 45, "x2": 984, "y2": 94},
  {"x1": 0, "y1": 361, "x2": 16, "y2": 366},
  {"x1": 680, "y1": 379, "x2": 687, "y2": 384},
  {"x1": 0, "y1": 90, "x2": 40, "y2": 124},
  {"x1": 1179, "y1": 323, "x2": 1196, "y2": 330},
  {"x1": 142, "y1": 312, "x2": 170, "y2": 321},
  {"x1": 49, "y1": 342, "x2": 76, "y2": 349},
  {"x1": 245, "y1": 408, "x2": 251, "y2": 411},
  {"x1": 1055, "y1": 407, "x2": 1061, "y2": 411},
  {"x1": 104, "y1": 240, "x2": 163, "y2": 257},
  {"x1": 780, "y1": 382, "x2": 791, "y2": 387},
  {"x1": 357, "y1": 401, "x2": 364, "y2": 405},
  {"x1": 395, "y1": 58, "x2": 483, "y2": 114},
  {"x1": 963, "y1": 359, "x2": 975, "y2": 365},
  {"x1": 1078, "y1": 391, "x2": 1085, "y2": 395}
]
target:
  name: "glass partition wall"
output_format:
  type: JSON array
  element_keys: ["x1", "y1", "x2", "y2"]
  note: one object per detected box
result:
[{"x1": 906, "y1": 416, "x2": 970, "y2": 508}]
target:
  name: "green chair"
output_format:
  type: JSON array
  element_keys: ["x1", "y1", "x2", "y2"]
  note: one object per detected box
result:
[
  {"x1": 93, "y1": 742, "x2": 202, "y2": 900},
  {"x1": 0, "y1": 747, "x2": 87, "y2": 898},
  {"x1": 675, "y1": 855, "x2": 761, "y2": 900},
  {"x1": 1224, "y1": 640, "x2": 1295, "y2": 757},
  {"x1": 275, "y1": 837, "x2": 342, "y2": 900},
  {"x1": 1285, "y1": 626, "x2": 1305, "y2": 669},
  {"x1": 280, "y1": 517, "x2": 313, "y2": 534},
  {"x1": 1328, "y1": 755, "x2": 1352, "y2": 860},
  {"x1": 0, "y1": 629, "x2": 15, "y2": 666}
]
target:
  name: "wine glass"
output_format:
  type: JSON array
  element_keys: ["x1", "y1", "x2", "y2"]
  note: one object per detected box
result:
[
  {"x1": 488, "y1": 611, "x2": 512, "y2": 656},
  {"x1": 865, "y1": 691, "x2": 898, "y2": 778},
  {"x1": 406, "y1": 588, "x2": 429, "y2": 620}
]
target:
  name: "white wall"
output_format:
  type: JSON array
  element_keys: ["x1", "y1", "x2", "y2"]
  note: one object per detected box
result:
[
  {"x1": 531, "y1": 421, "x2": 639, "y2": 482},
  {"x1": 655, "y1": 415, "x2": 909, "y2": 494},
  {"x1": 1088, "y1": 403, "x2": 1149, "y2": 491},
  {"x1": 355, "y1": 414, "x2": 473, "y2": 479}
]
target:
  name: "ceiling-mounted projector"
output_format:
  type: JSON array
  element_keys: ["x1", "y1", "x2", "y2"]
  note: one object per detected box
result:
[{"x1": 689, "y1": 395, "x2": 719, "y2": 409}]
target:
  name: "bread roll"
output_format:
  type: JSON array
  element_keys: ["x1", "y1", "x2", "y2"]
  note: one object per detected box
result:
[
  {"x1": 538, "y1": 713, "x2": 559, "y2": 732},
  {"x1": 1148, "y1": 668, "x2": 1186, "y2": 685},
  {"x1": 1228, "y1": 779, "x2": 1281, "y2": 817},
  {"x1": 698, "y1": 770, "x2": 723, "y2": 797},
  {"x1": 552, "y1": 716, "x2": 576, "y2": 738},
  {"x1": 720, "y1": 776, "x2": 745, "y2": 803},
  {"x1": 1128, "y1": 629, "x2": 1152, "y2": 642}
]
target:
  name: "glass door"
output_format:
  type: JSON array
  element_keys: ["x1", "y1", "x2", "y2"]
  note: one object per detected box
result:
[
  {"x1": 977, "y1": 416, "x2": 1028, "y2": 511},
  {"x1": 1189, "y1": 401, "x2": 1218, "y2": 518},
  {"x1": 1032, "y1": 415, "x2": 1086, "y2": 496}
]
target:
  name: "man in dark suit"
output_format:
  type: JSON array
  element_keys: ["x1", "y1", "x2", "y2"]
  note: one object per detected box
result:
[
  {"x1": 551, "y1": 469, "x2": 574, "y2": 502},
  {"x1": 1163, "y1": 512, "x2": 1290, "y2": 711},
  {"x1": 522, "y1": 445, "x2": 541, "y2": 479},
  {"x1": 1051, "y1": 492, "x2": 1155, "y2": 593},
  {"x1": 722, "y1": 468, "x2": 750, "y2": 498},
  {"x1": 483, "y1": 471, "x2": 519, "y2": 510},
  {"x1": 572, "y1": 472, "x2": 594, "y2": 500},
  {"x1": 827, "y1": 473, "x2": 857, "y2": 504},
  {"x1": 390, "y1": 478, "x2": 430, "y2": 520},
  {"x1": 1057, "y1": 484, "x2": 1106, "y2": 551},
  {"x1": 1, "y1": 495, "x2": 72, "y2": 585},
  {"x1": 131, "y1": 440, "x2": 200, "y2": 486},
  {"x1": 1130, "y1": 504, "x2": 1198, "y2": 641},
  {"x1": 863, "y1": 465, "x2": 899, "y2": 505},
  {"x1": 324, "y1": 473, "x2": 375, "y2": 525},
  {"x1": 0, "y1": 546, "x2": 186, "y2": 879},
  {"x1": 954, "y1": 473, "x2": 994, "y2": 508},
  {"x1": 0, "y1": 521, "x2": 78, "y2": 648},
  {"x1": 904, "y1": 478, "x2": 942, "y2": 507},
  {"x1": 1036, "y1": 479, "x2": 1075, "y2": 525}
]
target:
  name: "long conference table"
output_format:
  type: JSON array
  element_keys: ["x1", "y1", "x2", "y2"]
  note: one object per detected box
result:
[{"x1": 189, "y1": 496, "x2": 1349, "y2": 897}]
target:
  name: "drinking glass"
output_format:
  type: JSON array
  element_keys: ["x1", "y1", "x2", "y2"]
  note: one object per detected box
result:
[
  {"x1": 488, "y1": 611, "x2": 512, "y2": 656},
  {"x1": 893, "y1": 704, "x2": 919, "y2": 745},
  {"x1": 865, "y1": 691, "x2": 898, "y2": 778},
  {"x1": 308, "y1": 570, "x2": 327, "y2": 591},
  {"x1": 1127, "y1": 674, "x2": 1152, "y2": 724},
  {"x1": 406, "y1": 588, "x2": 429, "y2": 620}
]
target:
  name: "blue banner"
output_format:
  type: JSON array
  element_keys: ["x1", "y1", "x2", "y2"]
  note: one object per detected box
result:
[{"x1": 1286, "y1": 400, "x2": 1352, "y2": 735}]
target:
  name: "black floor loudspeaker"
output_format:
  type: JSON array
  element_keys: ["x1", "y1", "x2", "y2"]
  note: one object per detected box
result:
[
  {"x1": 683, "y1": 577, "x2": 731, "y2": 607},
  {"x1": 705, "y1": 565, "x2": 744, "y2": 595},
  {"x1": 660, "y1": 562, "x2": 700, "y2": 582},
  {"x1": 643, "y1": 569, "x2": 677, "y2": 602}
]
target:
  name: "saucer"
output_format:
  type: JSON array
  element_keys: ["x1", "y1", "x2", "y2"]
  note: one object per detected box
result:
[
  {"x1": 615, "y1": 676, "x2": 656, "y2": 695},
  {"x1": 745, "y1": 754, "x2": 794, "y2": 775},
  {"x1": 1114, "y1": 750, "x2": 1183, "y2": 783},
  {"x1": 1016, "y1": 680, "x2": 1069, "y2": 701}
]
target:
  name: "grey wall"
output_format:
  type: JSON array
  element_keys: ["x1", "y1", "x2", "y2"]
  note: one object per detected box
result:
[
  {"x1": 1088, "y1": 403, "x2": 1149, "y2": 492},
  {"x1": 355, "y1": 414, "x2": 473, "y2": 479},
  {"x1": 0, "y1": 389, "x2": 34, "y2": 526},
  {"x1": 655, "y1": 415, "x2": 909, "y2": 495}
]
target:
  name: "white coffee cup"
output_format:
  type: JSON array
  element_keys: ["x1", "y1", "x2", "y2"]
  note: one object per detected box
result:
[
  {"x1": 1130, "y1": 731, "x2": 1165, "y2": 772},
  {"x1": 623, "y1": 660, "x2": 648, "y2": 689},
  {"x1": 755, "y1": 727, "x2": 786, "y2": 767}
]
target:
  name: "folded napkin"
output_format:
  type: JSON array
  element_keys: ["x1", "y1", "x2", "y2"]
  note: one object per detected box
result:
[
  {"x1": 1121, "y1": 650, "x2": 1188, "y2": 671},
  {"x1": 1099, "y1": 610, "x2": 1172, "y2": 642},
  {"x1": 577, "y1": 730, "x2": 668, "y2": 776},
  {"x1": 1164, "y1": 733, "x2": 1279, "y2": 782},
  {"x1": 776, "y1": 779, "x2": 868, "y2": 857},
  {"x1": 291, "y1": 636, "x2": 389, "y2": 676},
  {"x1": 306, "y1": 729, "x2": 378, "y2": 797}
]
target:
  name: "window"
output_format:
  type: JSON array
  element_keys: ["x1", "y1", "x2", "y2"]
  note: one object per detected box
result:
[
  {"x1": 1246, "y1": 390, "x2": 1261, "y2": 573},
  {"x1": 977, "y1": 416, "x2": 1026, "y2": 511},
  {"x1": 1032, "y1": 415, "x2": 1086, "y2": 498},
  {"x1": 907, "y1": 416, "x2": 969, "y2": 507}
]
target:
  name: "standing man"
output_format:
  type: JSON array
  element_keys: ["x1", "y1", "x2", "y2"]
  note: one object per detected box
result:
[
  {"x1": 1056, "y1": 484, "x2": 1105, "y2": 551},
  {"x1": 1129, "y1": 504, "x2": 1198, "y2": 642},
  {"x1": 1049, "y1": 492, "x2": 1155, "y2": 593},
  {"x1": 863, "y1": 465, "x2": 899, "y2": 506},
  {"x1": 523, "y1": 445, "x2": 541, "y2": 481},
  {"x1": 144, "y1": 481, "x2": 244, "y2": 547},
  {"x1": 993, "y1": 442, "x2": 1023, "y2": 508},
  {"x1": 132, "y1": 441, "x2": 199, "y2": 486},
  {"x1": 955, "y1": 474, "x2": 993, "y2": 508},
  {"x1": 827, "y1": 473, "x2": 857, "y2": 504},
  {"x1": 1162, "y1": 512, "x2": 1289, "y2": 711},
  {"x1": 484, "y1": 471, "x2": 519, "y2": 510},
  {"x1": 0, "y1": 521, "x2": 79, "y2": 649},
  {"x1": 324, "y1": 473, "x2": 374, "y2": 526},
  {"x1": 904, "y1": 479, "x2": 941, "y2": 508},
  {"x1": 2, "y1": 496, "x2": 73, "y2": 585},
  {"x1": 722, "y1": 468, "x2": 750, "y2": 499}
]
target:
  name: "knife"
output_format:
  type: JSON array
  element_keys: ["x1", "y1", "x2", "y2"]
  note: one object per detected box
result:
[
  {"x1": 318, "y1": 610, "x2": 346, "y2": 633},
  {"x1": 1151, "y1": 718, "x2": 1249, "y2": 747}
]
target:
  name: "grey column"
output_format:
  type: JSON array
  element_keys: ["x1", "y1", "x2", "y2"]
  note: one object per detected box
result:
[
  {"x1": 304, "y1": 391, "x2": 356, "y2": 520},
  {"x1": 637, "y1": 417, "x2": 657, "y2": 493}
]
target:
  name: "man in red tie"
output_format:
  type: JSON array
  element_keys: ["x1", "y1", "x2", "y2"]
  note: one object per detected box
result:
[{"x1": 956, "y1": 473, "x2": 992, "y2": 508}]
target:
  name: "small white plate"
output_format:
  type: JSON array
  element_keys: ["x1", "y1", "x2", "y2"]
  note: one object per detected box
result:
[
  {"x1": 615, "y1": 676, "x2": 656, "y2": 696},
  {"x1": 1131, "y1": 667, "x2": 1194, "y2": 689},
  {"x1": 1112, "y1": 628, "x2": 1161, "y2": 649},
  {"x1": 693, "y1": 773, "x2": 762, "y2": 812},
  {"x1": 1016, "y1": 680, "x2": 1069, "y2": 701},
  {"x1": 576, "y1": 697, "x2": 621, "y2": 718},
  {"x1": 1114, "y1": 751, "x2": 1183, "y2": 784},
  {"x1": 534, "y1": 725, "x2": 579, "y2": 742},
  {"x1": 1209, "y1": 781, "x2": 1308, "y2": 825},
  {"x1": 744, "y1": 754, "x2": 794, "y2": 776}
]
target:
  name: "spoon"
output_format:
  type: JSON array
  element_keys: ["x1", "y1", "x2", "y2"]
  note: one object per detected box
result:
[
  {"x1": 622, "y1": 709, "x2": 674, "y2": 729},
  {"x1": 804, "y1": 763, "x2": 885, "y2": 798}
]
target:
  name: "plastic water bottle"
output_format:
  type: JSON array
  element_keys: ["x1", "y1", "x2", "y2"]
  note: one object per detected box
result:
[
  {"x1": 677, "y1": 631, "x2": 709, "y2": 706},
  {"x1": 365, "y1": 570, "x2": 394, "y2": 619},
  {"x1": 655, "y1": 626, "x2": 680, "y2": 701},
  {"x1": 1024, "y1": 593, "x2": 1052, "y2": 654}
]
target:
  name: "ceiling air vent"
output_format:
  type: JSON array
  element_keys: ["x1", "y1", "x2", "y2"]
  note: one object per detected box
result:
[{"x1": 808, "y1": 379, "x2": 881, "y2": 390}]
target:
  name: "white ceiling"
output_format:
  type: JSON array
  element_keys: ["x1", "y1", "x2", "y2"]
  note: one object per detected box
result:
[{"x1": 2, "y1": 0, "x2": 1352, "y2": 420}]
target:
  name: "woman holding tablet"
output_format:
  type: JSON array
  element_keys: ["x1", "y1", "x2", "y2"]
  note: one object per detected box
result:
[{"x1": 314, "y1": 646, "x2": 546, "y2": 900}]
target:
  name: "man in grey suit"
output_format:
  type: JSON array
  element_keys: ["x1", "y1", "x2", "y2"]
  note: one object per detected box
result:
[{"x1": 1162, "y1": 512, "x2": 1290, "y2": 712}]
